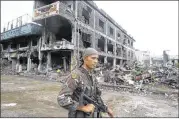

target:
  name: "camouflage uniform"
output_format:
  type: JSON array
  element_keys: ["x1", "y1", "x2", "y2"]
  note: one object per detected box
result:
[{"x1": 57, "y1": 67, "x2": 108, "y2": 117}]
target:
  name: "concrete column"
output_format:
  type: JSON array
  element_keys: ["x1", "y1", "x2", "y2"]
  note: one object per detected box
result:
[
  {"x1": 121, "y1": 47, "x2": 124, "y2": 59},
  {"x1": 113, "y1": 58, "x2": 116, "y2": 67},
  {"x1": 38, "y1": 52, "x2": 43, "y2": 72},
  {"x1": 75, "y1": 1, "x2": 78, "y2": 18},
  {"x1": 38, "y1": 36, "x2": 42, "y2": 72},
  {"x1": 7, "y1": 44, "x2": 11, "y2": 60},
  {"x1": 126, "y1": 49, "x2": 128, "y2": 60},
  {"x1": 70, "y1": 50, "x2": 78, "y2": 71},
  {"x1": 114, "y1": 43, "x2": 116, "y2": 56},
  {"x1": 114, "y1": 28, "x2": 117, "y2": 56},
  {"x1": 62, "y1": 57, "x2": 67, "y2": 72},
  {"x1": 92, "y1": 10, "x2": 96, "y2": 49},
  {"x1": 72, "y1": 27, "x2": 76, "y2": 45},
  {"x1": 77, "y1": 25, "x2": 80, "y2": 66},
  {"x1": 16, "y1": 58, "x2": 20, "y2": 71},
  {"x1": 120, "y1": 59, "x2": 123, "y2": 66},
  {"x1": 27, "y1": 57, "x2": 31, "y2": 71},
  {"x1": 11, "y1": 58, "x2": 17, "y2": 71},
  {"x1": 92, "y1": 33, "x2": 96, "y2": 48},
  {"x1": 41, "y1": 27, "x2": 46, "y2": 46},
  {"x1": 27, "y1": 40, "x2": 32, "y2": 71},
  {"x1": 47, "y1": 51, "x2": 52, "y2": 71},
  {"x1": 105, "y1": 19, "x2": 108, "y2": 35},
  {"x1": 104, "y1": 38, "x2": 107, "y2": 53},
  {"x1": 74, "y1": 1, "x2": 78, "y2": 47},
  {"x1": 38, "y1": 60, "x2": 42, "y2": 72},
  {"x1": 92, "y1": 10, "x2": 96, "y2": 48},
  {"x1": 104, "y1": 56, "x2": 107, "y2": 64}
]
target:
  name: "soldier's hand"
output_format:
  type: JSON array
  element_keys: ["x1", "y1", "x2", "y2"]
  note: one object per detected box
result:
[
  {"x1": 107, "y1": 107, "x2": 114, "y2": 117},
  {"x1": 77, "y1": 104, "x2": 95, "y2": 113}
]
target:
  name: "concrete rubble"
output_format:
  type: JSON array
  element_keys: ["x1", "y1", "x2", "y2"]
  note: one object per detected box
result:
[
  {"x1": 1, "y1": 1, "x2": 178, "y2": 117},
  {"x1": 92, "y1": 61, "x2": 179, "y2": 100},
  {"x1": 1, "y1": 58, "x2": 178, "y2": 99}
]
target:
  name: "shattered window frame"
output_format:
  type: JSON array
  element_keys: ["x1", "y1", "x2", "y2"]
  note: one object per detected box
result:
[
  {"x1": 99, "y1": 19, "x2": 104, "y2": 29},
  {"x1": 82, "y1": 7, "x2": 91, "y2": 25},
  {"x1": 110, "y1": 27, "x2": 114, "y2": 36}
]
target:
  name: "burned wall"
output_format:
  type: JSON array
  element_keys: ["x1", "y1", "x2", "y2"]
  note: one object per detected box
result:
[
  {"x1": 122, "y1": 46, "x2": 127, "y2": 58},
  {"x1": 116, "y1": 59, "x2": 121, "y2": 65},
  {"x1": 99, "y1": 55, "x2": 105, "y2": 64},
  {"x1": 62, "y1": 1, "x2": 74, "y2": 11},
  {"x1": 33, "y1": 0, "x2": 62, "y2": 9},
  {"x1": 107, "y1": 57, "x2": 113, "y2": 66},
  {"x1": 77, "y1": 1, "x2": 94, "y2": 28},
  {"x1": 95, "y1": 33, "x2": 105, "y2": 52},
  {"x1": 116, "y1": 44, "x2": 122, "y2": 57},
  {"x1": 107, "y1": 21, "x2": 115, "y2": 39},
  {"x1": 51, "y1": 51, "x2": 71, "y2": 71},
  {"x1": 77, "y1": 25, "x2": 94, "y2": 49},
  {"x1": 116, "y1": 29, "x2": 123, "y2": 43},
  {"x1": 1, "y1": 43, "x2": 9, "y2": 51},
  {"x1": 107, "y1": 39, "x2": 115, "y2": 54},
  {"x1": 95, "y1": 10, "x2": 106, "y2": 34}
]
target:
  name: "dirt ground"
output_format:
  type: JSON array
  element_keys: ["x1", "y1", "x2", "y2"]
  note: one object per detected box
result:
[{"x1": 1, "y1": 75, "x2": 178, "y2": 117}]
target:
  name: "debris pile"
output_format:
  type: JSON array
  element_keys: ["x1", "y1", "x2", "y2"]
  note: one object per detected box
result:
[
  {"x1": 95, "y1": 61, "x2": 179, "y2": 96},
  {"x1": 1, "y1": 59, "x2": 17, "y2": 75},
  {"x1": 1, "y1": 57, "x2": 178, "y2": 97}
]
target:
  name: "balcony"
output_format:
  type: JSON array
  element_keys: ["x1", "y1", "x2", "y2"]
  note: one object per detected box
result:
[
  {"x1": 1, "y1": 14, "x2": 42, "y2": 41},
  {"x1": 33, "y1": 1, "x2": 74, "y2": 32},
  {"x1": 33, "y1": 1, "x2": 60, "y2": 21},
  {"x1": 32, "y1": 1, "x2": 74, "y2": 36},
  {"x1": 19, "y1": 47, "x2": 29, "y2": 51},
  {"x1": 1, "y1": 23, "x2": 42, "y2": 41},
  {"x1": 41, "y1": 39, "x2": 74, "y2": 51}
]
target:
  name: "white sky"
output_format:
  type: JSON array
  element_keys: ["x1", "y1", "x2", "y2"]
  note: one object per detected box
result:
[{"x1": 1, "y1": 1, "x2": 178, "y2": 56}]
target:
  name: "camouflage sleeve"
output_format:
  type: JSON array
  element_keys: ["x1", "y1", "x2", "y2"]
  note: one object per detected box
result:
[{"x1": 57, "y1": 71, "x2": 80, "y2": 111}]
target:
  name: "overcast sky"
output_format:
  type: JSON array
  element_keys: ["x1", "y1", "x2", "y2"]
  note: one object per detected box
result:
[{"x1": 1, "y1": 1, "x2": 178, "y2": 56}]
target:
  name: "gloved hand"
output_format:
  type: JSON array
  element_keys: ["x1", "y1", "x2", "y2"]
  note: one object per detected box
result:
[{"x1": 77, "y1": 104, "x2": 95, "y2": 113}]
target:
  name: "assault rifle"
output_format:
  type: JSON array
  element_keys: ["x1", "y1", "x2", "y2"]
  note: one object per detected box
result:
[{"x1": 76, "y1": 86, "x2": 107, "y2": 118}]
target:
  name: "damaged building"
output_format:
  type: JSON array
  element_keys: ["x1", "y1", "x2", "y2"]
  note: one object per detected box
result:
[{"x1": 1, "y1": 1, "x2": 136, "y2": 73}]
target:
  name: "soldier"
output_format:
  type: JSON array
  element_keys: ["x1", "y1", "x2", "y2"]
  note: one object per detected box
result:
[{"x1": 57, "y1": 48, "x2": 114, "y2": 118}]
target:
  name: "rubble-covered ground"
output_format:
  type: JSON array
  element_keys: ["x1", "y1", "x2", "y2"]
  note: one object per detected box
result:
[{"x1": 1, "y1": 75, "x2": 178, "y2": 117}]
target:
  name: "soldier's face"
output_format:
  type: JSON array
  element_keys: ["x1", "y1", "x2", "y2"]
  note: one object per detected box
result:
[{"x1": 84, "y1": 54, "x2": 99, "y2": 69}]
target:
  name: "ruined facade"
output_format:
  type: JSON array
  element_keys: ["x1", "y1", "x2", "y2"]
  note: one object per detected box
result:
[{"x1": 1, "y1": 1, "x2": 136, "y2": 73}]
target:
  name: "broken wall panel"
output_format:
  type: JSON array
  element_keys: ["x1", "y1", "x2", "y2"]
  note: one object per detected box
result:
[
  {"x1": 99, "y1": 55, "x2": 105, "y2": 64},
  {"x1": 96, "y1": 33, "x2": 105, "y2": 52},
  {"x1": 77, "y1": 25, "x2": 93, "y2": 49},
  {"x1": 77, "y1": 1, "x2": 94, "y2": 28},
  {"x1": 19, "y1": 57, "x2": 27, "y2": 70},
  {"x1": 116, "y1": 59, "x2": 121, "y2": 65},
  {"x1": 107, "y1": 57, "x2": 113, "y2": 66},
  {"x1": 95, "y1": 11, "x2": 106, "y2": 34},
  {"x1": 1, "y1": 43, "x2": 9, "y2": 51},
  {"x1": 107, "y1": 21, "x2": 115, "y2": 39},
  {"x1": 107, "y1": 39, "x2": 114, "y2": 54},
  {"x1": 11, "y1": 58, "x2": 17, "y2": 70},
  {"x1": 116, "y1": 44, "x2": 122, "y2": 57},
  {"x1": 51, "y1": 51, "x2": 71, "y2": 71},
  {"x1": 19, "y1": 39, "x2": 29, "y2": 48},
  {"x1": 10, "y1": 42, "x2": 17, "y2": 50},
  {"x1": 116, "y1": 29, "x2": 123, "y2": 43}
]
